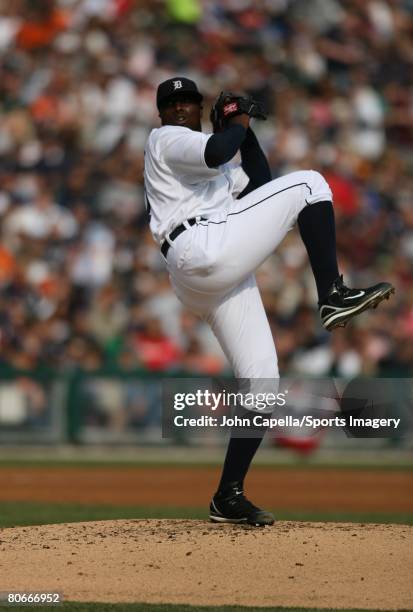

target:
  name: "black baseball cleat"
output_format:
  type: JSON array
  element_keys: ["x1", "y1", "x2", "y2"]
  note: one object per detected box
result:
[
  {"x1": 209, "y1": 482, "x2": 275, "y2": 527},
  {"x1": 319, "y1": 275, "x2": 395, "y2": 331}
]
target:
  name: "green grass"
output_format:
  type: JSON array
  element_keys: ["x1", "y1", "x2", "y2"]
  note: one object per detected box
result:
[
  {"x1": 0, "y1": 502, "x2": 198, "y2": 527},
  {"x1": 0, "y1": 501, "x2": 411, "y2": 528},
  {"x1": 1, "y1": 604, "x2": 411, "y2": 612}
]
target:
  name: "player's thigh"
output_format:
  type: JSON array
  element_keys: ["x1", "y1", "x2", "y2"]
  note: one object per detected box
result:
[
  {"x1": 175, "y1": 170, "x2": 331, "y2": 293},
  {"x1": 205, "y1": 275, "x2": 279, "y2": 379},
  {"x1": 220, "y1": 170, "x2": 332, "y2": 271},
  {"x1": 232, "y1": 170, "x2": 332, "y2": 216}
]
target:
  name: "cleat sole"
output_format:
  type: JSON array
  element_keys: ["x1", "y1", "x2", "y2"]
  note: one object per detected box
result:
[
  {"x1": 209, "y1": 513, "x2": 275, "y2": 527},
  {"x1": 325, "y1": 285, "x2": 395, "y2": 331}
]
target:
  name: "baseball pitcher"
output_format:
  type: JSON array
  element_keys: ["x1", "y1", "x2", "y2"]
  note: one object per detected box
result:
[{"x1": 144, "y1": 77, "x2": 394, "y2": 526}]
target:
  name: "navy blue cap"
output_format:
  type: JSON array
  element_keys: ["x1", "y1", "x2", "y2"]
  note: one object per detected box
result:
[{"x1": 156, "y1": 77, "x2": 203, "y2": 110}]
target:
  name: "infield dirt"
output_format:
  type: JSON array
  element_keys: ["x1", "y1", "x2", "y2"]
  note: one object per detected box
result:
[
  {"x1": 1, "y1": 519, "x2": 412, "y2": 609},
  {"x1": 1, "y1": 465, "x2": 412, "y2": 512}
]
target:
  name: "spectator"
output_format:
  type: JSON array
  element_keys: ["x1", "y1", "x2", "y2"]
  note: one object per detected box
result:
[{"x1": 0, "y1": 0, "x2": 411, "y2": 375}]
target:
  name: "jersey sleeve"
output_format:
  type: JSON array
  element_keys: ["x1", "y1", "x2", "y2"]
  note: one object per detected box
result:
[{"x1": 159, "y1": 127, "x2": 220, "y2": 181}]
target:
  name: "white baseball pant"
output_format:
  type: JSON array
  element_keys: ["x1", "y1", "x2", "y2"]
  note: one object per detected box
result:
[{"x1": 165, "y1": 170, "x2": 333, "y2": 379}]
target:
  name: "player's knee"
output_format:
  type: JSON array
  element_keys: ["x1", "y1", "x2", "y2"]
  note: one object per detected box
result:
[
  {"x1": 305, "y1": 170, "x2": 333, "y2": 205},
  {"x1": 239, "y1": 375, "x2": 281, "y2": 414},
  {"x1": 248, "y1": 356, "x2": 279, "y2": 379}
]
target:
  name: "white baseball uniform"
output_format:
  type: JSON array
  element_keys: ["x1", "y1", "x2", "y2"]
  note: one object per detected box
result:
[{"x1": 144, "y1": 125, "x2": 332, "y2": 379}]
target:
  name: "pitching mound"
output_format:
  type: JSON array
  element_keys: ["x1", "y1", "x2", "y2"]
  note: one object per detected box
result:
[{"x1": 1, "y1": 520, "x2": 412, "y2": 609}]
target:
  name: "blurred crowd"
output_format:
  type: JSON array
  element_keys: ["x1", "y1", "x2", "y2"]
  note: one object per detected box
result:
[{"x1": 0, "y1": 0, "x2": 412, "y2": 376}]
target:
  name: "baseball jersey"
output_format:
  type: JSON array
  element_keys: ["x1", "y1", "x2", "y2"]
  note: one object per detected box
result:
[{"x1": 144, "y1": 125, "x2": 249, "y2": 244}]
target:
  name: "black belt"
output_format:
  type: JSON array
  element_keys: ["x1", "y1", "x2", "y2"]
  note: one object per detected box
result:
[{"x1": 161, "y1": 217, "x2": 205, "y2": 259}]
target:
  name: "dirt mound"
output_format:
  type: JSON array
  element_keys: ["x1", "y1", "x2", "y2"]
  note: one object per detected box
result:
[{"x1": 0, "y1": 520, "x2": 412, "y2": 609}]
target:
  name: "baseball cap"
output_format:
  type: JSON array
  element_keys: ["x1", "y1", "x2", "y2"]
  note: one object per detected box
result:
[{"x1": 156, "y1": 77, "x2": 203, "y2": 110}]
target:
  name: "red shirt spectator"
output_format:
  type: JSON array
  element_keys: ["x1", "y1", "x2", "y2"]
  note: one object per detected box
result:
[
  {"x1": 134, "y1": 317, "x2": 182, "y2": 371},
  {"x1": 323, "y1": 171, "x2": 359, "y2": 216}
]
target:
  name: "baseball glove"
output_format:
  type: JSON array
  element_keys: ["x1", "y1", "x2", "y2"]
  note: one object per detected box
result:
[{"x1": 210, "y1": 92, "x2": 267, "y2": 132}]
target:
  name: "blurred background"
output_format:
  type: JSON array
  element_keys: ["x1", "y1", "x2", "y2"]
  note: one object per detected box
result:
[{"x1": 0, "y1": 0, "x2": 412, "y2": 452}]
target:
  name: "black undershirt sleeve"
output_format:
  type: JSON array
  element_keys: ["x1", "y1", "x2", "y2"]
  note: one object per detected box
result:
[
  {"x1": 204, "y1": 124, "x2": 247, "y2": 168},
  {"x1": 204, "y1": 124, "x2": 271, "y2": 198},
  {"x1": 237, "y1": 127, "x2": 272, "y2": 198}
]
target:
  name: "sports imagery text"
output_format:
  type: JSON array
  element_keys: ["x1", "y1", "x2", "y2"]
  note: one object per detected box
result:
[{"x1": 173, "y1": 413, "x2": 401, "y2": 430}]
